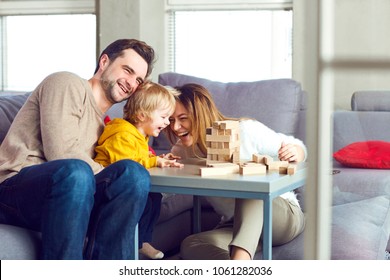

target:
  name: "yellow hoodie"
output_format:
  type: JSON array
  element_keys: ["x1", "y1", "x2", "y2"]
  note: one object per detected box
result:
[{"x1": 94, "y1": 118, "x2": 157, "y2": 169}]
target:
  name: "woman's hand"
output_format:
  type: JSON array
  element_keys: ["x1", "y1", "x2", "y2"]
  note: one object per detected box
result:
[{"x1": 278, "y1": 142, "x2": 305, "y2": 162}]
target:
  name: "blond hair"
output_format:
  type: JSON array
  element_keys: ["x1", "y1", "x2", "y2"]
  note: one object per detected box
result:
[{"x1": 123, "y1": 81, "x2": 178, "y2": 124}]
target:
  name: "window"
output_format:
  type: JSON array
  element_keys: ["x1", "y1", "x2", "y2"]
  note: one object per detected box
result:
[
  {"x1": 169, "y1": 10, "x2": 292, "y2": 82},
  {"x1": 0, "y1": 14, "x2": 96, "y2": 91}
]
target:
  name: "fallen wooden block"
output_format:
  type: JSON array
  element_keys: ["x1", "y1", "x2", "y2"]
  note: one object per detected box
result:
[
  {"x1": 267, "y1": 160, "x2": 289, "y2": 171},
  {"x1": 200, "y1": 163, "x2": 239, "y2": 177},
  {"x1": 279, "y1": 163, "x2": 298, "y2": 175},
  {"x1": 287, "y1": 164, "x2": 297, "y2": 175},
  {"x1": 239, "y1": 163, "x2": 267, "y2": 175}
]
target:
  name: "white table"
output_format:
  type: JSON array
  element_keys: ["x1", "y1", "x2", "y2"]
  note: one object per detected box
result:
[{"x1": 147, "y1": 159, "x2": 306, "y2": 260}]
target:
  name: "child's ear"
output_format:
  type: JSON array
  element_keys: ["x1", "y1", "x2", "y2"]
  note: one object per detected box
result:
[{"x1": 137, "y1": 112, "x2": 147, "y2": 122}]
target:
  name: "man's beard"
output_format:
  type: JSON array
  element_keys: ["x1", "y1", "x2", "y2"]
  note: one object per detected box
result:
[
  {"x1": 100, "y1": 72, "x2": 129, "y2": 104},
  {"x1": 101, "y1": 79, "x2": 119, "y2": 104}
]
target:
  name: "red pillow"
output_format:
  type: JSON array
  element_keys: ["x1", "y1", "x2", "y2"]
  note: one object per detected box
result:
[{"x1": 333, "y1": 141, "x2": 390, "y2": 169}]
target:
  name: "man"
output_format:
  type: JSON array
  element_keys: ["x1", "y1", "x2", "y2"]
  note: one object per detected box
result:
[{"x1": 0, "y1": 39, "x2": 155, "y2": 259}]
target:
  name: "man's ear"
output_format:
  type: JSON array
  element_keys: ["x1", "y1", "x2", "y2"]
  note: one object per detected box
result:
[{"x1": 98, "y1": 54, "x2": 110, "y2": 72}]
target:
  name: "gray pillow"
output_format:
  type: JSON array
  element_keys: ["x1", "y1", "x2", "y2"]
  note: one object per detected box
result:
[
  {"x1": 157, "y1": 72, "x2": 307, "y2": 153},
  {"x1": 0, "y1": 93, "x2": 29, "y2": 143}
]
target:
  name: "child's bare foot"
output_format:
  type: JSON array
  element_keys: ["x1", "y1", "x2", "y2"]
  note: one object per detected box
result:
[{"x1": 139, "y1": 242, "x2": 164, "y2": 259}]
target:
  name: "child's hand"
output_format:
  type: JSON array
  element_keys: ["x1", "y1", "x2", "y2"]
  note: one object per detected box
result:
[
  {"x1": 159, "y1": 153, "x2": 181, "y2": 160},
  {"x1": 157, "y1": 157, "x2": 184, "y2": 168}
]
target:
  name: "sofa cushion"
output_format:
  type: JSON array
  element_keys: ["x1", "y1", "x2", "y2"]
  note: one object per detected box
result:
[
  {"x1": 333, "y1": 111, "x2": 390, "y2": 152},
  {"x1": 0, "y1": 224, "x2": 41, "y2": 259},
  {"x1": 157, "y1": 72, "x2": 307, "y2": 154},
  {"x1": 159, "y1": 72, "x2": 305, "y2": 137},
  {"x1": 0, "y1": 93, "x2": 29, "y2": 143},
  {"x1": 255, "y1": 195, "x2": 390, "y2": 260},
  {"x1": 333, "y1": 141, "x2": 390, "y2": 169},
  {"x1": 331, "y1": 195, "x2": 390, "y2": 259},
  {"x1": 332, "y1": 164, "x2": 390, "y2": 199}
]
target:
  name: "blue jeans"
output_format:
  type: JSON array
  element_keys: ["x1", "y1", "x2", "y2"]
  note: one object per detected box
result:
[{"x1": 0, "y1": 159, "x2": 150, "y2": 259}]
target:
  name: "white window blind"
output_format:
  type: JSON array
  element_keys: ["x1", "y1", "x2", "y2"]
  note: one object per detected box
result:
[
  {"x1": 168, "y1": 9, "x2": 292, "y2": 82},
  {"x1": 1, "y1": 14, "x2": 96, "y2": 91}
]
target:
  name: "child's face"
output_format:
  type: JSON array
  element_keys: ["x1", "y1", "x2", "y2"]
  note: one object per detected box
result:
[{"x1": 138, "y1": 107, "x2": 172, "y2": 137}]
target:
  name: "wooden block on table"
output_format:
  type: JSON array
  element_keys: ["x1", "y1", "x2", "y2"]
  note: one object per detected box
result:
[
  {"x1": 263, "y1": 155, "x2": 274, "y2": 165},
  {"x1": 232, "y1": 151, "x2": 240, "y2": 163},
  {"x1": 279, "y1": 166, "x2": 288, "y2": 174},
  {"x1": 279, "y1": 163, "x2": 297, "y2": 175},
  {"x1": 239, "y1": 163, "x2": 267, "y2": 175},
  {"x1": 287, "y1": 164, "x2": 297, "y2": 175},
  {"x1": 267, "y1": 160, "x2": 289, "y2": 171},
  {"x1": 200, "y1": 163, "x2": 239, "y2": 177},
  {"x1": 252, "y1": 153, "x2": 265, "y2": 163},
  {"x1": 207, "y1": 162, "x2": 237, "y2": 167},
  {"x1": 252, "y1": 154, "x2": 273, "y2": 164}
]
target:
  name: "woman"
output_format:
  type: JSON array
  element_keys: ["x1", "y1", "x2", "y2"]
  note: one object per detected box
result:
[{"x1": 165, "y1": 83, "x2": 307, "y2": 260}]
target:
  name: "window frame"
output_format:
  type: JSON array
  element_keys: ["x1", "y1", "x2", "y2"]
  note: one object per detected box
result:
[
  {"x1": 0, "y1": 0, "x2": 96, "y2": 91},
  {"x1": 0, "y1": 1, "x2": 94, "y2": 16}
]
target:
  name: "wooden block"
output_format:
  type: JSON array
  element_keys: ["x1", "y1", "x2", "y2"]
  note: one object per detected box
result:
[
  {"x1": 263, "y1": 155, "x2": 274, "y2": 165},
  {"x1": 279, "y1": 166, "x2": 288, "y2": 174},
  {"x1": 200, "y1": 164, "x2": 239, "y2": 177},
  {"x1": 287, "y1": 164, "x2": 297, "y2": 175},
  {"x1": 212, "y1": 122, "x2": 221, "y2": 129},
  {"x1": 217, "y1": 154, "x2": 231, "y2": 161},
  {"x1": 207, "y1": 162, "x2": 238, "y2": 168},
  {"x1": 207, "y1": 148, "x2": 237, "y2": 155},
  {"x1": 218, "y1": 120, "x2": 239, "y2": 130},
  {"x1": 224, "y1": 128, "x2": 239, "y2": 136},
  {"x1": 232, "y1": 151, "x2": 240, "y2": 163},
  {"x1": 206, "y1": 134, "x2": 233, "y2": 142},
  {"x1": 239, "y1": 163, "x2": 267, "y2": 175},
  {"x1": 279, "y1": 164, "x2": 297, "y2": 175},
  {"x1": 252, "y1": 153, "x2": 265, "y2": 163},
  {"x1": 267, "y1": 161, "x2": 289, "y2": 171}
]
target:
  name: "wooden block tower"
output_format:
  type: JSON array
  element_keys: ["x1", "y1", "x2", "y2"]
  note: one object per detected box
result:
[{"x1": 205, "y1": 120, "x2": 240, "y2": 165}]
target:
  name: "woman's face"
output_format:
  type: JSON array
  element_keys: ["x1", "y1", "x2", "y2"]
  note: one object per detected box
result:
[{"x1": 169, "y1": 102, "x2": 193, "y2": 147}]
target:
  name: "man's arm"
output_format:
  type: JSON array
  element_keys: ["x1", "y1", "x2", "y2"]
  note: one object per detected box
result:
[{"x1": 38, "y1": 72, "x2": 104, "y2": 173}]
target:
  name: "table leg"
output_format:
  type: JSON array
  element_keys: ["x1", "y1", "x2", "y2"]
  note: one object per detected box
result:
[{"x1": 262, "y1": 196, "x2": 272, "y2": 260}]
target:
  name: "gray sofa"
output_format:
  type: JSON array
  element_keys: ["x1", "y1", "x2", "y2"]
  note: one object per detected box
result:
[{"x1": 0, "y1": 73, "x2": 389, "y2": 260}]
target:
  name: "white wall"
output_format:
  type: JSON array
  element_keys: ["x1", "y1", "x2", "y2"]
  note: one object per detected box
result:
[
  {"x1": 294, "y1": 0, "x2": 390, "y2": 110},
  {"x1": 96, "y1": 0, "x2": 166, "y2": 82}
]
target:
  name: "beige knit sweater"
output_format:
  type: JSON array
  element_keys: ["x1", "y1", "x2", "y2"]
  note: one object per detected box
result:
[{"x1": 0, "y1": 71, "x2": 104, "y2": 183}]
